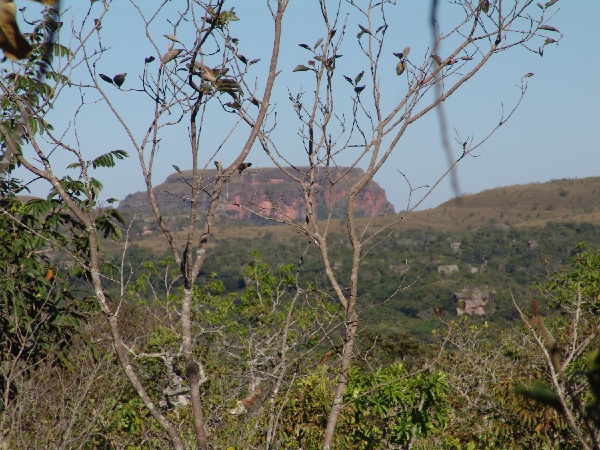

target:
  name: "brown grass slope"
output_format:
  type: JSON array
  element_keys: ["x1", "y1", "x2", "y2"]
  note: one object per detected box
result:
[{"x1": 402, "y1": 176, "x2": 600, "y2": 232}]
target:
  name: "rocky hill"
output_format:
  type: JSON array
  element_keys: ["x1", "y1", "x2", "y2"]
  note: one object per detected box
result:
[{"x1": 118, "y1": 166, "x2": 395, "y2": 229}]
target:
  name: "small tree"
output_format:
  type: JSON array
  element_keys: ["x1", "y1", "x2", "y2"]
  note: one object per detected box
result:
[{"x1": 276, "y1": 362, "x2": 450, "y2": 449}]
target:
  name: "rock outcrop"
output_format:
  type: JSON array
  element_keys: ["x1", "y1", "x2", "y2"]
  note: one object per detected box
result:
[
  {"x1": 454, "y1": 286, "x2": 494, "y2": 316},
  {"x1": 118, "y1": 166, "x2": 394, "y2": 228}
]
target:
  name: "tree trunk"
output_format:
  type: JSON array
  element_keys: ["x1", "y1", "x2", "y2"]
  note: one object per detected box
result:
[
  {"x1": 322, "y1": 306, "x2": 358, "y2": 449},
  {"x1": 182, "y1": 286, "x2": 208, "y2": 450}
]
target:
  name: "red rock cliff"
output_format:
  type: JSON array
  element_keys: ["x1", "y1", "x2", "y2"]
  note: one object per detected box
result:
[{"x1": 118, "y1": 166, "x2": 395, "y2": 227}]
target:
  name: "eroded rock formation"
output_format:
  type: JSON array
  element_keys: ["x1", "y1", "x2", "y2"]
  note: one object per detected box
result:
[
  {"x1": 118, "y1": 166, "x2": 395, "y2": 228},
  {"x1": 454, "y1": 286, "x2": 494, "y2": 316}
]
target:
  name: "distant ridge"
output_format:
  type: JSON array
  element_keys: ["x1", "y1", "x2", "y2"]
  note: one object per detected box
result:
[
  {"x1": 113, "y1": 176, "x2": 600, "y2": 249},
  {"x1": 397, "y1": 176, "x2": 600, "y2": 231}
]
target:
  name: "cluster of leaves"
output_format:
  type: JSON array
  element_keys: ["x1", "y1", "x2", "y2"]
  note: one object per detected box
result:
[
  {"x1": 536, "y1": 243, "x2": 600, "y2": 313},
  {"x1": 0, "y1": 178, "x2": 94, "y2": 387},
  {"x1": 111, "y1": 252, "x2": 338, "y2": 447},
  {"x1": 491, "y1": 380, "x2": 573, "y2": 449},
  {"x1": 587, "y1": 349, "x2": 600, "y2": 430},
  {"x1": 277, "y1": 363, "x2": 450, "y2": 449},
  {"x1": 34, "y1": 174, "x2": 125, "y2": 284},
  {"x1": 113, "y1": 221, "x2": 600, "y2": 347},
  {"x1": 171, "y1": 221, "x2": 600, "y2": 341},
  {"x1": 425, "y1": 242, "x2": 600, "y2": 449},
  {"x1": 346, "y1": 364, "x2": 450, "y2": 448},
  {"x1": 427, "y1": 317, "x2": 577, "y2": 449},
  {"x1": 238, "y1": 251, "x2": 295, "y2": 325}
]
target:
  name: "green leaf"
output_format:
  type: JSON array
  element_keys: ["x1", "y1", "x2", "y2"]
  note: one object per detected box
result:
[
  {"x1": 479, "y1": 0, "x2": 490, "y2": 14},
  {"x1": 91, "y1": 150, "x2": 128, "y2": 169},
  {"x1": 396, "y1": 61, "x2": 405, "y2": 76},
  {"x1": 293, "y1": 65, "x2": 311, "y2": 72},
  {"x1": 99, "y1": 73, "x2": 113, "y2": 84},
  {"x1": 25, "y1": 199, "x2": 53, "y2": 217},
  {"x1": 354, "y1": 70, "x2": 364, "y2": 84},
  {"x1": 100, "y1": 262, "x2": 120, "y2": 278},
  {"x1": 108, "y1": 208, "x2": 125, "y2": 226},
  {"x1": 539, "y1": 24, "x2": 560, "y2": 33},
  {"x1": 89, "y1": 177, "x2": 104, "y2": 199}
]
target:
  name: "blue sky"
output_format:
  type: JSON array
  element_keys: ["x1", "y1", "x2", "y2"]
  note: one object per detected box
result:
[{"x1": 16, "y1": 1, "x2": 599, "y2": 211}]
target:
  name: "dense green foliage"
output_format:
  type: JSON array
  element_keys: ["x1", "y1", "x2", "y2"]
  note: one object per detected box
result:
[
  {"x1": 277, "y1": 363, "x2": 450, "y2": 449},
  {"x1": 0, "y1": 178, "x2": 92, "y2": 372},
  {"x1": 121, "y1": 221, "x2": 600, "y2": 340},
  {"x1": 65, "y1": 226, "x2": 598, "y2": 448}
]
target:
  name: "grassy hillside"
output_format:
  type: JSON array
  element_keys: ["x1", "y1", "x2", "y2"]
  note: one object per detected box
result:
[{"x1": 434, "y1": 177, "x2": 600, "y2": 228}]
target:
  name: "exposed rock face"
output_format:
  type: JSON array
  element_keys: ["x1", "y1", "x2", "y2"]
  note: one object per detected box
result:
[
  {"x1": 454, "y1": 286, "x2": 494, "y2": 316},
  {"x1": 118, "y1": 166, "x2": 394, "y2": 227}
]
